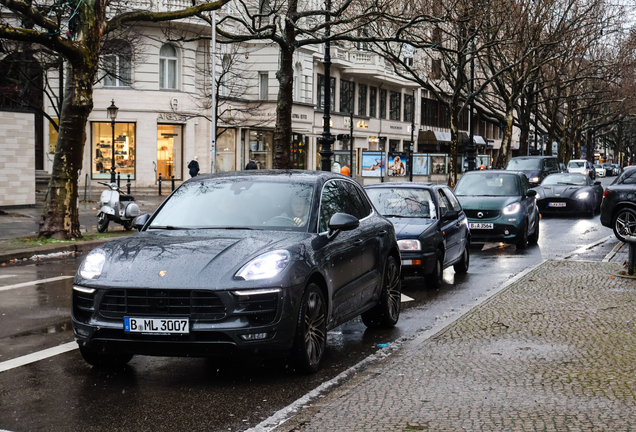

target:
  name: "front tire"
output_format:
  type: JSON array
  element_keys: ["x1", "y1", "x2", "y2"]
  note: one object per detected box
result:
[
  {"x1": 362, "y1": 256, "x2": 401, "y2": 329},
  {"x1": 453, "y1": 245, "x2": 470, "y2": 274},
  {"x1": 613, "y1": 208, "x2": 636, "y2": 242},
  {"x1": 292, "y1": 284, "x2": 327, "y2": 374},
  {"x1": 528, "y1": 217, "x2": 540, "y2": 245},
  {"x1": 516, "y1": 221, "x2": 529, "y2": 249},
  {"x1": 424, "y1": 251, "x2": 444, "y2": 289},
  {"x1": 97, "y1": 213, "x2": 109, "y2": 233},
  {"x1": 79, "y1": 346, "x2": 133, "y2": 367}
]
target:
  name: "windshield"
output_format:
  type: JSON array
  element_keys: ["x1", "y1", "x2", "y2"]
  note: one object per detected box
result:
[
  {"x1": 149, "y1": 179, "x2": 314, "y2": 230},
  {"x1": 506, "y1": 158, "x2": 541, "y2": 170},
  {"x1": 568, "y1": 161, "x2": 585, "y2": 168},
  {"x1": 542, "y1": 174, "x2": 587, "y2": 186},
  {"x1": 366, "y1": 188, "x2": 436, "y2": 219},
  {"x1": 455, "y1": 173, "x2": 519, "y2": 196}
]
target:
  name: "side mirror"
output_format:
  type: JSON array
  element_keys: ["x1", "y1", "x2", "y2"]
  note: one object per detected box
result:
[
  {"x1": 441, "y1": 210, "x2": 459, "y2": 221},
  {"x1": 327, "y1": 213, "x2": 359, "y2": 239},
  {"x1": 133, "y1": 214, "x2": 150, "y2": 231},
  {"x1": 526, "y1": 189, "x2": 537, "y2": 197}
]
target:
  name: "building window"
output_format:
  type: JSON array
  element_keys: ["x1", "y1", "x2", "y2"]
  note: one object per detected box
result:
[
  {"x1": 92, "y1": 122, "x2": 136, "y2": 180},
  {"x1": 317, "y1": 73, "x2": 335, "y2": 111},
  {"x1": 259, "y1": 72, "x2": 268, "y2": 100},
  {"x1": 390, "y1": 91, "x2": 401, "y2": 121},
  {"x1": 291, "y1": 133, "x2": 308, "y2": 169},
  {"x1": 369, "y1": 86, "x2": 377, "y2": 117},
  {"x1": 340, "y1": 80, "x2": 354, "y2": 113},
  {"x1": 220, "y1": 54, "x2": 231, "y2": 96},
  {"x1": 379, "y1": 88, "x2": 387, "y2": 119},
  {"x1": 157, "y1": 124, "x2": 183, "y2": 180},
  {"x1": 294, "y1": 63, "x2": 302, "y2": 102},
  {"x1": 159, "y1": 44, "x2": 178, "y2": 89},
  {"x1": 216, "y1": 129, "x2": 236, "y2": 172},
  {"x1": 431, "y1": 59, "x2": 442, "y2": 80},
  {"x1": 358, "y1": 83, "x2": 367, "y2": 116},
  {"x1": 404, "y1": 93, "x2": 414, "y2": 123},
  {"x1": 103, "y1": 41, "x2": 132, "y2": 87}
]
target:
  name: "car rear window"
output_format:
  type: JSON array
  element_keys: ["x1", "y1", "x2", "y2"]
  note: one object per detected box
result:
[
  {"x1": 366, "y1": 188, "x2": 436, "y2": 219},
  {"x1": 568, "y1": 161, "x2": 585, "y2": 168}
]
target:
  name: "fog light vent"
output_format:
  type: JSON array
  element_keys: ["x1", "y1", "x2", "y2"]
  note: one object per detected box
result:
[
  {"x1": 239, "y1": 333, "x2": 269, "y2": 341},
  {"x1": 504, "y1": 229, "x2": 510, "y2": 235}
]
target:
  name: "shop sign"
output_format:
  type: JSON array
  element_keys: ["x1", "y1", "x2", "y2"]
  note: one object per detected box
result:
[
  {"x1": 357, "y1": 120, "x2": 368, "y2": 129},
  {"x1": 292, "y1": 113, "x2": 308, "y2": 119},
  {"x1": 344, "y1": 117, "x2": 351, "y2": 128},
  {"x1": 390, "y1": 125, "x2": 403, "y2": 130},
  {"x1": 321, "y1": 118, "x2": 334, "y2": 127},
  {"x1": 158, "y1": 112, "x2": 187, "y2": 122}
]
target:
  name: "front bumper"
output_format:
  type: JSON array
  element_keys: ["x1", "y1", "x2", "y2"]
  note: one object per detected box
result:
[
  {"x1": 537, "y1": 198, "x2": 590, "y2": 214},
  {"x1": 72, "y1": 284, "x2": 304, "y2": 357},
  {"x1": 399, "y1": 250, "x2": 437, "y2": 276},
  {"x1": 467, "y1": 216, "x2": 523, "y2": 243}
]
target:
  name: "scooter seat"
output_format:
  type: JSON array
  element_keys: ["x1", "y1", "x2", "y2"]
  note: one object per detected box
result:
[{"x1": 119, "y1": 194, "x2": 134, "y2": 202}]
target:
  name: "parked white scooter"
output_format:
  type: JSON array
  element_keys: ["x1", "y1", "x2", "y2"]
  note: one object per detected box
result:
[{"x1": 97, "y1": 182, "x2": 140, "y2": 232}]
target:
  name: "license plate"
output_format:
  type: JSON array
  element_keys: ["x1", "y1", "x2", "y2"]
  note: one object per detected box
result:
[
  {"x1": 401, "y1": 259, "x2": 413, "y2": 266},
  {"x1": 469, "y1": 223, "x2": 494, "y2": 229},
  {"x1": 548, "y1": 202, "x2": 566, "y2": 207},
  {"x1": 124, "y1": 317, "x2": 189, "y2": 334}
]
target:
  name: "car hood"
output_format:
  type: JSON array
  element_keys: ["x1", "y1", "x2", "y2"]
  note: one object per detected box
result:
[
  {"x1": 77, "y1": 230, "x2": 309, "y2": 289},
  {"x1": 456, "y1": 195, "x2": 519, "y2": 211},
  {"x1": 387, "y1": 217, "x2": 436, "y2": 238},
  {"x1": 537, "y1": 185, "x2": 586, "y2": 199}
]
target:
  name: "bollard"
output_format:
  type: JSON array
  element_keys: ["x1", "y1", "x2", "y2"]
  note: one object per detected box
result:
[
  {"x1": 158, "y1": 173, "x2": 162, "y2": 196},
  {"x1": 624, "y1": 234, "x2": 636, "y2": 276},
  {"x1": 126, "y1": 174, "x2": 131, "y2": 195},
  {"x1": 117, "y1": 172, "x2": 121, "y2": 188},
  {"x1": 171, "y1": 175, "x2": 175, "y2": 191}
]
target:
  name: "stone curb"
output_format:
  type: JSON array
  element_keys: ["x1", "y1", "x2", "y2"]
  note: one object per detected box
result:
[{"x1": 0, "y1": 238, "x2": 119, "y2": 264}]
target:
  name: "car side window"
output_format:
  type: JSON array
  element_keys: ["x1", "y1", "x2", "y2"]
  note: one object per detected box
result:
[
  {"x1": 521, "y1": 176, "x2": 530, "y2": 193},
  {"x1": 442, "y1": 187, "x2": 462, "y2": 212},
  {"x1": 436, "y1": 189, "x2": 450, "y2": 218},
  {"x1": 338, "y1": 181, "x2": 367, "y2": 220},
  {"x1": 621, "y1": 171, "x2": 636, "y2": 185},
  {"x1": 319, "y1": 181, "x2": 346, "y2": 233},
  {"x1": 353, "y1": 184, "x2": 373, "y2": 218}
]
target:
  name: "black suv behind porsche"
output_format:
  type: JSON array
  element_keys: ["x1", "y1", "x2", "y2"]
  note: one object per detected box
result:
[
  {"x1": 505, "y1": 156, "x2": 560, "y2": 187},
  {"x1": 600, "y1": 166, "x2": 636, "y2": 241}
]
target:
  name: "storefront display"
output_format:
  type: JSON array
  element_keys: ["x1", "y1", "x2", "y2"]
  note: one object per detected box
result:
[
  {"x1": 92, "y1": 122, "x2": 136, "y2": 180},
  {"x1": 244, "y1": 129, "x2": 273, "y2": 169},
  {"x1": 431, "y1": 154, "x2": 449, "y2": 174},
  {"x1": 388, "y1": 152, "x2": 406, "y2": 176},
  {"x1": 216, "y1": 130, "x2": 236, "y2": 172},
  {"x1": 412, "y1": 154, "x2": 430, "y2": 175},
  {"x1": 157, "y1": 124, "x2": 183, "y2": 180},
  {"x1": 361, "y1": 151, "x2": 385, "y2": 177}
]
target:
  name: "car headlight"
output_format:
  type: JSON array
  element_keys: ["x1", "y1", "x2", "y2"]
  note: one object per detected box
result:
[
  {"x1": 235, "y1": 250, "x2": 291, "y2": 281},
  {"x1": 80, "y1": 249, "x2": 106, "y2": 279},
  {"x1": 576, "y1": 192, "x2": 589, "y2": 200},
  {"x1": 531, "y1": 177, "x2": 540, "y2": 183},
  {"x1": 397, "y1": 239, "x2": 422, "y2": 251},
  {"x1": 535, "y1": 192, "x2": 541, "y2": 200},
  {"x1": 503, "y1": 203, "x2": 521, "y2": 215}
]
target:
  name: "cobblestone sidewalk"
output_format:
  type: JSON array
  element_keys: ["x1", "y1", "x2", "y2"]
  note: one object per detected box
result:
[{"x1": 282, "y1": 260, "x2": 636, "y2": 432}]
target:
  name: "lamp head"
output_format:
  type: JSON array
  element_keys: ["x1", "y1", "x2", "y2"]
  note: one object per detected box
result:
[{"x1": 107, "y1": 99, "x2": 119, "y2": 121}]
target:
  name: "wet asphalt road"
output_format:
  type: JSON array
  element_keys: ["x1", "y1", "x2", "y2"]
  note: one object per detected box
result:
[{"x1": 0, "y1": 177, "x2": 618, "y2": 432}]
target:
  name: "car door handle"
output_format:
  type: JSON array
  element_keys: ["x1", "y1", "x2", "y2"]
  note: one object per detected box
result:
[
  {"x1": 378, "y1": 230, "x2": 387, "y2": 236},
  {"x1": 353, "y1": 239, "x2": 364, "y2": 246}
]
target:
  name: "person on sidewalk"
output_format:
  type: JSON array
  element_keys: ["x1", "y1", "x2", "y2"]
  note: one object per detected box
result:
[
  {"x1": 245, "y1": 160, "x2": 258, "y2": 170},
  {"x1": 188, "y1": 157, "x2": 200, "y2": 178}
]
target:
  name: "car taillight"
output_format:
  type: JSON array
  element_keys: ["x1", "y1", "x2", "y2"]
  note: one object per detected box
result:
[{"x1": 603, "y1": 190, "x2": 611, "y2": 198}]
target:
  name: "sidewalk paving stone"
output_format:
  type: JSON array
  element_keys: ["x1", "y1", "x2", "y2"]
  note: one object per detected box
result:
[{"x1": 280, "y1": 260, "x2": 636, "y2": 432}]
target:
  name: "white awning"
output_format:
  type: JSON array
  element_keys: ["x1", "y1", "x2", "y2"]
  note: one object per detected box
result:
[
  {"x1": 473, "y1": 135, "x2": 486, "y2": 145},
  {"x1": 433, "y1": 131, "x2": 452, "y2": 142}
]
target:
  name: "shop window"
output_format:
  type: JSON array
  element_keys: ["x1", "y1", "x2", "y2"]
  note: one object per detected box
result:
[
  {"x1": 157, "y1": 124, "x2": 183, "y2": 180},
  {"x1": 103, "y1": 40, "x2": 132, "y2": 87},
  {"x1": 92, "y1": 122, "x2": 136, "y2": 180},
  {"x1": 389, "y1": 91, "x2": 401, "y2": 121},
  {"x1": 389, "y1": 139, "x2": 400, "y2": 152},
  {"x1": 291, "y1": 133, "x2": 307, "y2": 170},
  {"x1": 247, "y1": 129, "x2": 273, "y2": 169},
  {"x1": 159, "y1": 44, "x2": 178, "y2": 89},
  {"x1": 216, "y1": 129, "x2": 236, "y2": 172},
  {"x1": 48, "y1": 119, "x2": 58, "y2": 153}
]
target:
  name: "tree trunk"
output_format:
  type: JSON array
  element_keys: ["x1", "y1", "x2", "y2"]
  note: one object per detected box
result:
[
  {"x1": 518, "y1": 96, "x2": 529, "y2": 157},
  {"x1": 449, "y1": 103, "x2": 460, "y2": 188},
  {"x1": 39, "y1": 62, "x2": 94, "y2": 239},
  {"x1": 495, "y1": 105, "x2": 514, "y2": 169},
  {"x1": 273, "y1": 44, "x2": 294, "y2": 169}
]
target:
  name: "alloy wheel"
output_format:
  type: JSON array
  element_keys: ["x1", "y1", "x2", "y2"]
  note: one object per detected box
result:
[
  {"x1": 304, "y1": 291, "x2": 326, "y2": 366},
  {"x1": 385, "y1": 259, "x2": 401, "y2": 322},
  {"x1": 615, "y1": 210, "x2": 636, "y2": 240}
]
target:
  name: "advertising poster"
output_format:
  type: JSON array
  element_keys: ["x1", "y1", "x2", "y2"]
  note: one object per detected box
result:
[
  {"x1": 361, "y1": 152, "x2": 385, "y2": 177},
  {"x1": 388, "y1": 152, "x2": 407, "y2": 176},
  {"x1": 431, "y1": 154, "x2": 449, "y2": 174},
  {"x1": 412, "y1": 154, "x2": 430, "y2": 175}
]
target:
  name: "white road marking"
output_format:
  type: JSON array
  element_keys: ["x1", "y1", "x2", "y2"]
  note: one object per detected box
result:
[
  {"x1": 0, "y1": 275, "x2": 17, "y2": 280},
  {"x1": 400, "y1": 294, "x2": 414, "y2": 303},
  {"x1": 0, "y1": 276, "x2": 74, "y2": 292},
  {"x1": 0, "y1": 342, "x2": 77, "y2": 373}
]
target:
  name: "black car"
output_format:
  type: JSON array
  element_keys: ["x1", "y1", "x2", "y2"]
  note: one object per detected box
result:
[
  {"x1": 365, "y1": 183, "x2": 470, "y2": 288},
  {"x1": 72, "y1": 171, "x2": 401, "y2": 373},
  {"x1": 454, "y1": 171, "x2": 539, "y2": 248},
  {"x1": 505, "y1": 156, "x2": 561, "y2": 186},
  {"x1": 535, "y1": 173, "x2": 603, "y2": 217},
  {"x1": 601, "y1": 166, "x2": 636, "y2": 241}
]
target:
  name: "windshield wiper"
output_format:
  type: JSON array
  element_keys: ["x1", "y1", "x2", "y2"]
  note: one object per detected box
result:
[
  {"x1": 556, "y1": 182, "x2": 580, "y2": 186},
  {"x1": 148, "y1": 225, "x2": 193, "y2": 230},
  {"x1": 217, "y1": 227, "x2": 255, "y2": 230},
  {"x1": 382, "y1": 214, "x2": 406, "y2": 218}
]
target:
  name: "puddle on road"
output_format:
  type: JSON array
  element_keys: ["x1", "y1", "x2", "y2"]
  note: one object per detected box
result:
[{"x1": 10, "y1": 320, "x2": 73, "y2": 339}]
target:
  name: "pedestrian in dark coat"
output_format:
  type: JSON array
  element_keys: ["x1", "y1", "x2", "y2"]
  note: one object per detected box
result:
[
  {"x1": 245, "y1": 160, "x2": 258, "y2": 170},
  {"x1": 188, "y1": 156, "x2": 200, "y2": 178}
]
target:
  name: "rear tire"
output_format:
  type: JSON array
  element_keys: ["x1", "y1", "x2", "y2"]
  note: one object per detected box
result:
[
  {"x1": 613, "y1": 208, "x2": 636, "y2": 242},
  {"x1": 292, "y1": 284, "x2": 327, "y2": 374},
  {"x1": 516, "y1": 221, "x2": 528, "y2": 249},
  {"x1": 79, "y1": 346, "x2": 133, "y2": 367},
  {"x1": 424, "y1": 251, "x2": 443, "y2": 289},
  {"x1": 361, "y1": 256, "x2": 401, "y2": 329},
  {"x1": 528, "y1": 217, "x2": 540, "y2": 245},
  {"x1": 97, "y1": 213, "x2": 109, "y2": 233},
  {"x1": 453, "y1": 245, "x2": 470, "y2": 274}
]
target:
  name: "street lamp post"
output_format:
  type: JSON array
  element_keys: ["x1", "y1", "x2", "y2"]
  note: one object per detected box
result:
[
  {"x1": 318, "y1": 0, "x2": 335, "y2": 171},
  {"x1": 410, "y1": 89, "x2": 415, "y2": 182},
  {"x1": 107, "y1": 99, "x2": 119, "y2": 183},
  {"x1": 466, "y1": 53, "x2": 476, "y2": 172}
]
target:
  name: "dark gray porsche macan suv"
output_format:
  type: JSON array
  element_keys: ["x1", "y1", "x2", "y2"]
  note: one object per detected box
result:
[{"x1": 72, "y1": 171, "x2": 401, "y2": 373}]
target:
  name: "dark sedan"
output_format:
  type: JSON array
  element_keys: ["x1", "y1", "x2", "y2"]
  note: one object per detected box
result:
[
  {"x1": 365, "y1": 183, "x2": 470, "y2": 289},
  {"x1": 601, "y1": 166, "x2": 636, "y2": 241},
  {"x1": 72, "y1": 171, "x2": 401, "y2": 373},
  {"x1": 454, "y1": 171, "x2": 539, "y2": 249},
  {"x1": 535, "y1": 173, "x2": 603, "y2": 217}
]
